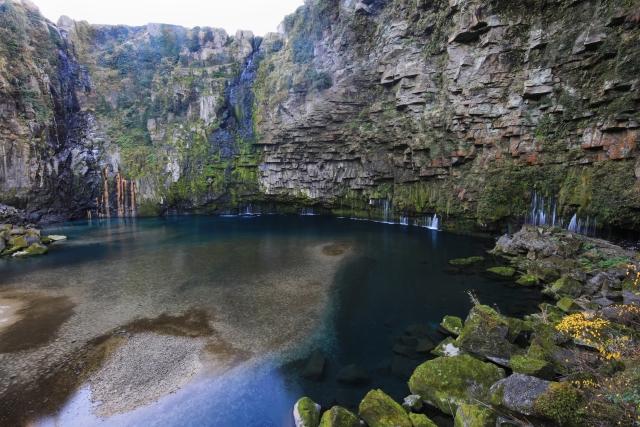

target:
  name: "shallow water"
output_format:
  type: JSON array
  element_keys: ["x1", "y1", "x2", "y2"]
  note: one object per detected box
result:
[{"x1": 0, "y1": 215, "x2": 541, "y2": 426}]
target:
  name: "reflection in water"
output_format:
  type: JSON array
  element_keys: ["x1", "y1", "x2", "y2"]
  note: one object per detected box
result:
[{"x1": 0, "y1": 216, "x2": 540, "y2": 426}]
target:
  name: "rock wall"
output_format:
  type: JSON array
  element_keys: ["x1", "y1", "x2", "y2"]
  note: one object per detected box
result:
[
  {"x1": 1, "y1": 0, "x2": 639, "y2": 230},
  {"x1": 253, "y1": 0, "x2": 640, "y2": 230}
]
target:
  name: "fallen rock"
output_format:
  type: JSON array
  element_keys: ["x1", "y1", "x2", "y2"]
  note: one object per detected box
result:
[
  {"x1": 319, "y1": 406, "x2": 360, "y2": 427},
  {"x1": 449, "y1": 256, "x2": 485, "y2": 266},
  {"x1": 401, "y1": 394, "x2": 422, "y2": 412},
  {"x1": 516, "y1": 274, "x2": 540, "y2": 287},
  {"x1": 456, "y1": 305, "x2": 524, "y2": 360},
  {"x1": 408, "y1": 354, "x2": 506, "y2": 415},
  {"x1": 551, "y1": 277, "x2": 582, "y2": 298},
  {"x1": 409, "y1": 413, "x2": 437, "y2": 427},
  {"x1": 301, "y1": 349, "x2": 326, "y2": 381},
  {"x1": 440, "y1": 315, "x2": 463, "y2": 335},
  {"x1": 336, "y1": 364, "x2": 370, "y2": 385},
  {"x1": 509, "y1": 355, "x2": 555, "y2": 380},
  {"x1": 487, "y1": 267, "x2": 516, "y2": 277},
  {"x1": 294, "y1": 397, "x2": 321, "y2": 427},
  {"x1": 358, "y1": 389, "x2": 412, "y2": 427}
]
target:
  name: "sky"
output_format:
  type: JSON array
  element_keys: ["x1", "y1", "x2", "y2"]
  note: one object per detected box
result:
[{"x1": 32, "y1": 0, "x2": 306, "y2": 36}]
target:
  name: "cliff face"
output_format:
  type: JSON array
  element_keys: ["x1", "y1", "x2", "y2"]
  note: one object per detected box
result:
[
  {"x1": 1, "y1": 0, "x2": 639, "y2": 230},
  {"x1": 254, "y1": 0, "x2": 640, "y2": 230}
]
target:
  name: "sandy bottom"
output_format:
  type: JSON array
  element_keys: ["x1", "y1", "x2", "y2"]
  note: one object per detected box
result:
[{"x1": 0, "y1": 298, "x2": 24, "y2": 332}]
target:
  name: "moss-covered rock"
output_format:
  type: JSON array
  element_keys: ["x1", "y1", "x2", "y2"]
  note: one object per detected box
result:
[
  {"x1": 401, "y1": 395, "x2": 422, "y2": 413},
  {"x1": 456, "y1": 305, "x2": 524, "y2": 360},
  {"x1": 526, "y1": 323, "x2": 573, "y2": 374},
  {"x1": 486, "y1": 266, "x2": 515, "y2": 277},
  {"x1": 294, "y1": 397, "x2": 321, "y2": 427},
  {"x1": 408, "y1": 355, "x2": 505, "y2": 415},
  {"x1": 8, "y1": 235, "x2": 28, "y2": 249},
  {"x1": 528, "y1": 260, "x2": 561, "y2": 283},
  {"x1": 408, "y1": 413, "x2": 437, "y2": 427},
  {"x1": 551, "y1": 277, "x2": 582, "y2": 298},
  {"x1": 453, "y1": 403, "x2": 498, "y2": 427},
  {"x1": 509, "y1": 355, "x2": 555, "y2": 380},
  {"x1": 440, "y1": 315, "x2": 463, "y2": 336},
  {"x1": 449, "y1": 256, "x2": 485, "y2": 266},
  {"x1": 488, "y1": 374, "x2": 552, "y2": 417},
  {"x1": 318, "y1": 406, "x2": 360, "y2": 427},
  {"x1": 534, "y1": 381, "x2": 586, "y2": 426},
  {"x1": 22, "y1": 243, "x2": 48, "y2": 256},
  {"x1": 556, "y1": 297, "x2": 581, "y2": 313},
  {"x1": 516, "y1": 274, "x2": 540, "y2": 287},
  {"x1": 431, "y1": 336, "x2": 468, "y2": 357},
  {"x1": 358, "y1": 389, "x2": 412, "y2": 427}
]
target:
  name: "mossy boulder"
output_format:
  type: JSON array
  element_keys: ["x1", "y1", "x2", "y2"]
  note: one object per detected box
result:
[
  {"x1": 509, "y1": 355, "x2": 555, "y2": 380},
  {"x1": 8, "y1": 235, "x2": 28, "y2": 249},
  {"x1": 408, "y1": 355, "x2": 506, "y2": 415},
  {"x1": 318, "y1": 406, "x2": 360, "y2": 427},
  {"x1": 431, "y1": 336, "x2": 469, "y2": 357},
  {"x1": 534, "y1": 382, "x2": 586, "y2": 426},
  {"x1": 551, "y1": 277, "x2": 582, "y2": 298},
  {"x1": 449, "y1": 256, "x2": 484, "y2": 266},
  {"x1": 294, "y1": 397, "x2": 321, "y2": 427},
  {"x1": 526, "y1": 323, "x2": 574, "y2": 374},
  {"x1": 440, "y1": 315, "x2": 463, "y2": 335},
  {"x1": 453, "y1": 403, "x2": 498, "y2": 427},
  {"x1": 528, "y1": 260, "x2": 561, "y2": 283},
  {"x1": 401, "y1": 394, "x2": 422, "y2": 413},
  {"x1": 408, "y1": 413, "x2": 437, "y2": 427},
  {"x1": 488, "y1": 374, "x2": 552, "y2": 417},
  {"x1": 456, "y1": 305, "x2": 524, "y2": 360},
  {"x1": 556, "y1": 297, "x2": 581, "y2": 313},
  {"x1": 358, "y1": 389, "x2": 412, "y2": 427},
  {"x1": 516, "y1": 274, "x2": 540, "y2": 287},
  {"x1": 486, "y1": 266, "x2": 515, "y2": 277},
  {"x1": 40, "y1": 236, "x2": 52, "y2": 244}
]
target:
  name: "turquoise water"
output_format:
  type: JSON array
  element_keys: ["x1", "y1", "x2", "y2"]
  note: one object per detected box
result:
[{"x1": 0, "y1": 216, "x2": 541, "y2": 426}]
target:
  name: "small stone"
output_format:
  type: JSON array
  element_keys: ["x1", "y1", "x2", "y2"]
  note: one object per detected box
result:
[
  {"x1": 516, "y1": 274, "x2": 540, "y2": 287},
  {"x1": 293, "y1": 397, "x2": 321, "y2": 427},
  {"x1": 336, "y1": 364, "x2": 370, "y2": 385},
  {"x1": 415, "y1": 339, "x2": 436, "y2": 354},
  {"x1": 301, "y1": 349, "x2": 326, "y2": 381}
]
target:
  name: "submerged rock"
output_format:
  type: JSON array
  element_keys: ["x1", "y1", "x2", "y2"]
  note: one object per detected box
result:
[
  {"x1": 415, "y1": 339, "x2": 436, "y2": 354},
  {"x1": 294, "y1": 397, "x2": 321, "y2": 427},
  {"x1": 486, "y1": 267, "x2": 516, "y2": 277},
  {"x1": 319, "y1": 406, "x2": 360, "y2": 427},
  {"x1": 453, "y1": 403, "x2": 498, "y2": 427},
  {"x1": 358, "y1": 389, "x2": 412, "y2": 427},
  {"x1": 408, "y1": 354, "x2": 505, "y2": 415},
  {"x1": 302, "y1": 349, "x2": 326, "y2": 381},
  {"x1": 336, "y1": 364, "x2": 370, "y2": 385},
  {"x1": 449, "y1": 256, "x2": 485, "y2": 266},
  {"x1": 516, "y1": 274, "x2": 540, "y2": 287}
]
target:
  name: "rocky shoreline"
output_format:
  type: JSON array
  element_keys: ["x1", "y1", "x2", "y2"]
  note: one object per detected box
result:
[
  {"x1": 0, "y1": 222, "x2": 66, "y2": 258},
  {"x1": 292, "y1": 225, "x2": 640, "y2": 427}
]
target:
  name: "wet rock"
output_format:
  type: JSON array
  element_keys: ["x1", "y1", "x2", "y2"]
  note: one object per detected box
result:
[
  {"x1": 556, "y1": 297, "x2": 581, "y2": 313},
  {"x1": 14, "y1": 243, "x2": 49, "y2": 257},
  {"x1": 393, "y1": 344, "x2": 418, "y2": 359},
  {"x1": 440, "y1": 315, "x2": 463, "y2": 336},
  {"x1": 405, "y1": 323, "x2": 436, "y2": 339},
  {"x1": 400, "y1": 336, "x2": 418, "y2": 346},
  {"x1": 358, "y1": 389, "x2": 412, "y2": 427},
  {"x1": 336, "y1": 364, "x2": 370, "y2": 385},
  {"x1": 449, "y1": 256, "x2": 484, "y2": 266},
  {"x1": 48, "y1": 235, "x2": 68, "y2": 241},
  {"x1": 319, "y1": 406, "x2": 360, "y2": 427},
  {"x1": 334, "y1": 389, "x2": 359, "y2": 409},
  {"x1": 509, "y1": 355, "x2": 555, "y2": 380},
  {"x1": 409, "y1": 413, "x2": 437, "y2": 427},
  {"x1": 302, "y1": 349, "x2": 326, "y2": 381},
  {"x1": 453, "y1": 403, "x2": 498, "y2": 427},
  {"x1": 408, "y1": 354, "x2": 505, "y2": 415},
  {"x1": 488, "y1": 374, "x2": 552, "y2": 417},
  {"x1": 416, "y1": 339, "x2": 436, "y2": 354},
  {"x1": 8, "y1": 235, "x2": 28, "y2": 250},
  {"x1": 516, "y1": 274, "x2": 540, "y2": 287},
  {"x1": 486, "y1": 267, "x2": 515, "y2": 277},
  {"x1": 294, "y1": 397, "x2": 321, "y2": 427},
  {"x1": 391, "y1": 356, "x2": 420, "y2": 380},
  {"x1": 374, "y1": 357, "x2": 392, "y2": 375}
]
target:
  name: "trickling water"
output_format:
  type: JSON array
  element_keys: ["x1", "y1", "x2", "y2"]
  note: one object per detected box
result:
[
  {"x1": 525, "y1": 191, "x2": 559, "y2": 227},
  {"x1": 399, "y1": 216, "x2": 408, "y2": 226}
]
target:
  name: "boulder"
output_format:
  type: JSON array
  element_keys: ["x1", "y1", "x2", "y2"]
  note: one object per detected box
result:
[
  {"x1": 393, "y1": 344, "x2": 418, "y2": 358},
  {"x1": 449, "y1": 256, "x2": 484, "y2": 266},
  {"x1": 358, "y1": 389, "x2": 412, "y2": 427},
  {"x1": 431, "y1": 337, "x2": 467, "y2": 357},
  {"x1": 551, "y1": 277, "x2": 582, "y2": 298},
  {"x1": 456, "y1": 305, "x2": 524, "y2": 360},
  {"x1": 336, "y1": 364, "x2": 370, "y2": 385},
  {"x1": 440, "y1": 315, "x2": 463, "y2": 335},
  {"x1": 486, "y1": 267, "x2": 515, "y2": 277},
  {"x1": 453, "y1": 403, "x2": 498, "y2": 427},
  {"x1": 516, "y1": 274, "x2": 540, "y2": 287},
  {"x1": 408, "y1": 354, "x2": 506, "y2": 415},
  {"x1": 294, "y1": 397, "x2": 321, "y2": 427},
  {"x1": 319, "y1": 406, "x2": 360, "y2": 427},
  {"x1": 8, "y1": 235, "x2": 28, "y2": 249},
  {"x1": 302, "y1": 349, "x2": 326, "y2": 381},
  {"x1": 416, "y1": 339, "x2": 436, "y2": 354},
  {"x1": 14, "y1": 243, "x2": 49, "y2": 257},
  {"x1": 509, "y1": 355, "x2": 555, "y2": 380},
  {"x1": 47, "y1": 235, "x2": 68, "y2": 241},
  {"x1": 528, "y1": 260, "x2": 560, "y2": 283},
  {"x1": 408, "y1": 413, "x2": 437, "y2": 427},
  {"x1": 488, "y1": 374, "x2": 552, "y2": 417}
]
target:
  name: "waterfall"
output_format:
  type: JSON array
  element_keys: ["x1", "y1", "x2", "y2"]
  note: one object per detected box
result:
[
  {"x1": 567, "y1": 214, "x2": 596, "y2": 236},
  {"x1": 425, "y1": 214, "x2": 439, "y2": 230},
  {"x1": 568, "y1": 214, "x2": 578, "y2": 232},
  {"x1": 400, "y1": 216, "x2": 408, "y2": 226},
  {"x1": 300, "y1": 207, "x2": 317, "y2": 216},
  {"x1": 525, "y1": 191, "x2": 558, "y2": 227}
]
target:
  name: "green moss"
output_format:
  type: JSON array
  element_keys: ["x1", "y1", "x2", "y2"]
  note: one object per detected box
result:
[
  {"x1": 295, "y1": 397, "x2": 320, "y2": 427},
  {"x1": 408, "y1": 355, "x2": 505, "y2": 415},
  {"x1": 449, "y1": 256, "x2": 484, "y2": 266},
  {"x1": 456, "y1": 305, "x2": 524, "y2": 359},
  {"x1": 319, "y1": 406, "x2": 360, "y2": 427},
  {"x1": 440, "y1": 316, "x2": 463, "y2": 335},
  {"x1": 358, "y1": 389, "x2": 412, "y2": 427},
  {"x1": 556, "y1": 297, "x2": 581, "y2": 313},
  {"x1": 487, "y1": 267, "x2": 516, "y2": 277},
  {"x1": 516, "y1": 274, "x2": 540, "y2": 287},
  {"x1": 535, "y1": 382, "x2": 586, "y2": 427},
  {"x1": 7, "y1": 235, "x2": 27, "y2": 249},
  {"x1": 509, "y1": 355, "x2": 554, "y2": 380},
  {"x1": 551, "y1": 277, "x2": 582, "y2": 298},
  {"x1": 408, "y1": 413, "x2": 437, "y2": 427},
  {"x1": 453, "y1": 403, "x2": 498, "y2": 427},
  {"x1": 24, "y1": 243, "x2": 48, "y2": 255}
]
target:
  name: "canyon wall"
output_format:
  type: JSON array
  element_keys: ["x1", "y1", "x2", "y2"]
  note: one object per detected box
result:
[{"x1": 1, "y1": 0, "x2": 639, "y2": 230}]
